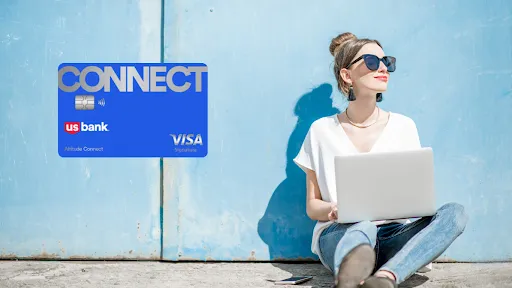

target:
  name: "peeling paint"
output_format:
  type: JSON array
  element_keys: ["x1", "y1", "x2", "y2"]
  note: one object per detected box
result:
[{"x1": 247, "y1": 251, "x2": 256, "y2": 261}]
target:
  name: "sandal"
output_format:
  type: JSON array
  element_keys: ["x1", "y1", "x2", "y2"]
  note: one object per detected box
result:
[{"x1": 335, "y1": 244, "x2": 376, "y2": 288}]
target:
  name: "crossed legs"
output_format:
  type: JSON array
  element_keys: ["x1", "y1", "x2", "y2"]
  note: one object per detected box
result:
[{"x1": 318, "y1": 203, "x2": 468, "y2": 287}]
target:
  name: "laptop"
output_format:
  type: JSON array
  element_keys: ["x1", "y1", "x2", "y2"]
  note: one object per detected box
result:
[{"x1": 334, "y1": 147, "x2": 436, "y2": 224}]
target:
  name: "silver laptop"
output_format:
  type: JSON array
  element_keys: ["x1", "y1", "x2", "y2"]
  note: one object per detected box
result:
[{"x1": 334, "y1": 147, "x2": 436, "y2": 224}]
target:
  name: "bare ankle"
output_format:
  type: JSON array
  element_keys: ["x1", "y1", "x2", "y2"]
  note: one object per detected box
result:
[{"x1": 374, "y1": 270, "x2": 396, "y2": 281}]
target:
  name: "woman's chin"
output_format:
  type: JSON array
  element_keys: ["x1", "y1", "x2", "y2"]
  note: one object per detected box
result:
[
  {"x1": 359, "y1": 83, "x2": 387, "y2": 94},
  {"x1": 370, "y1": 85, "x2": 387, "y2": 93}
]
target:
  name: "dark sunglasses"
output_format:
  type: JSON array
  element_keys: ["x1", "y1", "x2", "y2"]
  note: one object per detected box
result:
[{"x1": 346, "y1": 54, "x2": 396, "y2": 72}]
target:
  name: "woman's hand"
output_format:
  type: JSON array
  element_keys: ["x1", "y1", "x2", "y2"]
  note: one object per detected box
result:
[{"x1": 328, "y1": 202, "x2": 338, "y2": 221}]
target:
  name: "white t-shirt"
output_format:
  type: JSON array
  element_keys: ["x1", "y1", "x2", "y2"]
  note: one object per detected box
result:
[{"x1": 293, "y1": 111, "x2": 422, "y2": 266}]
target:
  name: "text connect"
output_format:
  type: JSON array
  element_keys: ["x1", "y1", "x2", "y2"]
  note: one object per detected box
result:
[{"x1": 58, "y1": 64, "x2": 208, "y2": 93}]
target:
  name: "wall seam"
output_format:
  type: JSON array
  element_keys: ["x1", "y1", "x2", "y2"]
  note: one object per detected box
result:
[{"x1": 159, "y1": 0, "x2": 165, "y2": 261}]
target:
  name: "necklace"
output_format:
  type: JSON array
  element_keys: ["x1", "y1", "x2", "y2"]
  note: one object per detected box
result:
[{"x1": 345, "y1": 107, "x2": 380, "y2": 128}]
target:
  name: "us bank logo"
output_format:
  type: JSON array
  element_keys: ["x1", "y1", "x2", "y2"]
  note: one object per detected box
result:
[{"x1": 64, "y1": 121, "x2": 110, "y2": 134}]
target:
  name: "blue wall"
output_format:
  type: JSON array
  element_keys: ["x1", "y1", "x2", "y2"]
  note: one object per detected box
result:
[
  {"x1": 1, "y1": 0, "x2": 511, "y2": 262},
  {"x1": 162, "y1": 0, "x2": 512, "y2": 262},
  {"x1": 0, "y1": 0, "x2": 161, "y2": 259}
]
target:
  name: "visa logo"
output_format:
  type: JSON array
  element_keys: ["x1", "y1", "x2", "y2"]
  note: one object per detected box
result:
[
  {"x1": 64, "y1": 122, "x2": 110, "y2": 134},
  {"x1": 170, "y1": 134, "x2": 203, "y2": 146}
]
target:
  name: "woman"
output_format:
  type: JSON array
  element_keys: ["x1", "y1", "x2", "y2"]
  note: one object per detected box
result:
[{"x1": 293, "y1": 32, "x2": 468, "y2": 288}]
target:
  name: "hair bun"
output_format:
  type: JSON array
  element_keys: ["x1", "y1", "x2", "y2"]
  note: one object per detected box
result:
[{"x1": 329, "y1": 32, "x2": 357, "y2": 56}]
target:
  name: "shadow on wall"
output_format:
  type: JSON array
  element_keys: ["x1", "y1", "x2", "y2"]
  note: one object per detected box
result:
[{"x1": 258, "y1": 83, "x2": 340, "y2": 260}]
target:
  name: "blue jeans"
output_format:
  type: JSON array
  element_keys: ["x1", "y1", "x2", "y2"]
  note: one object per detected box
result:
[{"x1": 318, "y1": 202, "x2": 468, "y2": 284}]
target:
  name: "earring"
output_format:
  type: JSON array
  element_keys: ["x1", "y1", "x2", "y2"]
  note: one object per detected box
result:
[
  {"x1": 376, "y1": 93, "x2": 383, "y2": 102},
  {"x1": 348, "y1": 86, "x2": 356, "y2": 101}
]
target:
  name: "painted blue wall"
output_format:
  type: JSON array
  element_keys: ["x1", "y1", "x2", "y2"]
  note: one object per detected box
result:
[
  {"x1": 162, "y1": 0, "x2": 512, "y2": 262},
  {"x1": 2, "y1": 0, "x2": 511, "y2": 262},
  {"x1": 0, "y1": 0, "x2": 161, "y2": 259}
]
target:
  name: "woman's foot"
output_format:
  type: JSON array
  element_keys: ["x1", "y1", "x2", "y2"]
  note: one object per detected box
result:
[
  {"x1": 359, "y1": 276, "x2": 397, "y2": 288},
  {"x1": 335, "y1": 244, "x2": 376, "y2": 288}
]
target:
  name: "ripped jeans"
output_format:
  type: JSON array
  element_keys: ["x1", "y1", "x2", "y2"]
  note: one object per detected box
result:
[{"x1": 318, "y1": 203, "x2": 468, "y2": 284}]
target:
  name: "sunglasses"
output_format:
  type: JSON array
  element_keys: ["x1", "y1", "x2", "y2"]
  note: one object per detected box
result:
[{"x1": 346, "y1": 54, "x2": 396, "y2": 72}]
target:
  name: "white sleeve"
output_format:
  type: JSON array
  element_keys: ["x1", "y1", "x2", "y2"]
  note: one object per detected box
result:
[{"x1": 293, "y1": 128, "x2": 315, "y2": 172}]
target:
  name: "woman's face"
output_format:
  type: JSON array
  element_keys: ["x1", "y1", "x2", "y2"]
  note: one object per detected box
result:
[{"x1": 344, "y1": 43, "x2": 391, "y2": 93}]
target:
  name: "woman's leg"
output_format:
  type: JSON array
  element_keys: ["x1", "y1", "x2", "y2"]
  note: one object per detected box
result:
[
  {"x1": 374, "y1": 202, "x2": 468, "y2": 284},
  {"x1": 319, "y1": 221, "x2": 378, "y2": 287}
]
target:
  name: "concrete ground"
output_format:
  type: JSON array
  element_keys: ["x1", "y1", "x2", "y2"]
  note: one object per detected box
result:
[{"x1": 0, "y1": 261, "x2": 511, "y2": 288}]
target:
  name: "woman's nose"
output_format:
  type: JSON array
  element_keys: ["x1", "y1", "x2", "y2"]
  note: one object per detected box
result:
[{"x1": 378, "y1": 61, "x2": 388, "y2": 73}]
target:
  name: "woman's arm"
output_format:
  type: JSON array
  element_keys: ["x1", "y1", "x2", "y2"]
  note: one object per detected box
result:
[{"x1": 305, "y1": 168, "x2": 337, "y2": 222}]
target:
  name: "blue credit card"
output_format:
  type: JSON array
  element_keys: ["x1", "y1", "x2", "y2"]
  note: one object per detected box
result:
[{"x1": 57, "y1": 63, "x2": 208, "y2": 157}]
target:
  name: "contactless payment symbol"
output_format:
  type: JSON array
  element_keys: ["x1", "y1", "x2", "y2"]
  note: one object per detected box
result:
[{"x1": 58, "y1": 63, "x2": 208, "y2": 158}]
